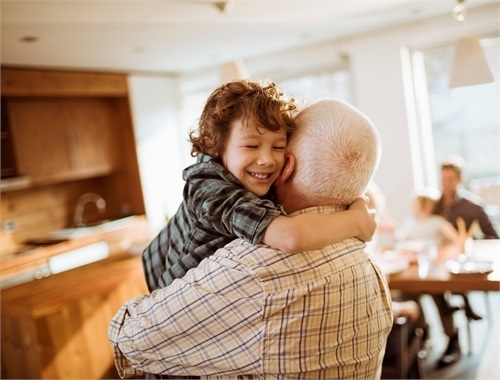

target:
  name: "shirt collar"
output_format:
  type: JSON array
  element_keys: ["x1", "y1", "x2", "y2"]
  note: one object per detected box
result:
[
  {"x1": 197, "y1": 153, "x2": 213, "y2": 164},
  {"x1": 289, "y1": 204, "x2": 348, "y2": 218},
  {"x1": 448, "y1": 188, "x2": 465, "y2": 204}
]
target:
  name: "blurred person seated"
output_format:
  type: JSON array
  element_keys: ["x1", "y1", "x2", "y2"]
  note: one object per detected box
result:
[
  {"x1": 431, "y1": 156, "x2": 499, "y2": 368},
  {"x1": 396, "y1": 187, "x2": 456, "y2": 245},
  {"x1": 435, "y1": 155, "x2": 498, "y2": 240}
]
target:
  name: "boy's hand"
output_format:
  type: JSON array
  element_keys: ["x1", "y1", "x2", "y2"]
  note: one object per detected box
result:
[{"x1": 349, "y1": 197, "x2": 377, "y2": 242}]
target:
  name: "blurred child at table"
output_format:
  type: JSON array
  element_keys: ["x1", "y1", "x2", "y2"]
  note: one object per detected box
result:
[{"x1": 396, "y1": 188, "x2": 456, "y2": 245}]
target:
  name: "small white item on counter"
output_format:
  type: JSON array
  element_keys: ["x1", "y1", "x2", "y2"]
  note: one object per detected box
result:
[{"x1": 48, "y1": 241, "x2": 110, "y2": 274}]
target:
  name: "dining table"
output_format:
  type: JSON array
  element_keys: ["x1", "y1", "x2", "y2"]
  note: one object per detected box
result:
[{"x1": 381, "y1": 239, "x2": 500, "y2": 294}]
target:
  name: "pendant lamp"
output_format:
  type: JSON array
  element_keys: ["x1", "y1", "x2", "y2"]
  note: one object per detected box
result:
[
  {"x1": 449, "y1": 0, "x2": 494, "y2": 88},
  {"x1": 220, "y1": 60, "x2": 249, "y2": 84}
]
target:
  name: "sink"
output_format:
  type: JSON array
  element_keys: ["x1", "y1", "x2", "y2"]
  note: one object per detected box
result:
[{"x1": 48, "y1": 216, "x2": 138, "y2": 239}]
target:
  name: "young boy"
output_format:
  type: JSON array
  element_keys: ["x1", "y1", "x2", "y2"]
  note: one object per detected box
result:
[{"x1": 142, "y1": 80, "x2": 376, "y2": 291}]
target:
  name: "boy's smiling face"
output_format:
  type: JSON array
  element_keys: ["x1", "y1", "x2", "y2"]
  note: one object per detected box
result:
[{"x1": 222, "y1": 118, "x2": 287, "y2": 197}]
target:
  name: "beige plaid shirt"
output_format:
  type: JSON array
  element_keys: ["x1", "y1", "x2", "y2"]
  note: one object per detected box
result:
[{"x1": 109, "y1": 206, "x2": 393, "y2": 380}]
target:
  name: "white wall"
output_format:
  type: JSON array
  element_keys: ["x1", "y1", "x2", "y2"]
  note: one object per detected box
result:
[
  {"x1": 128, "y1": 75, "x2": 189, "y2": 233},
  {"x1": 129, "y1": 4, "x2": 499, "y2": 229},
  {"x1": 347, "y1": 38, "x2": 414, "y2": 223}
]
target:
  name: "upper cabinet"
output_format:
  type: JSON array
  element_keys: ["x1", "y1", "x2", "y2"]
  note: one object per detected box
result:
[
  {"x1": 1, "y1": 68, "x2": 128, "y2": 97},
  {"x1": 0, "y1": 68, "x2": 146, "y2": 253},
  {"x1": 6, "y1": 98, "x2": 116, "y2": 184},
  {"x1": 0, "y1": 68, "x2": 129, "y2": 187}
]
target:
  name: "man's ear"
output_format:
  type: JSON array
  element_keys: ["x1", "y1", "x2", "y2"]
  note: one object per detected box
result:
[{"x1": 275, "y1": 153, "x2": 295, "y2": 186}]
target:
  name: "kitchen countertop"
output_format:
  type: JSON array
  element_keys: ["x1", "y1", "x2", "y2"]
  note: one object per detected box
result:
[
  {"x1": 1, "y1": 254, "x2": 147, "y2": 318},
  {"x1": 0, "y1": 215, "x2": 153, "y2": 289}
]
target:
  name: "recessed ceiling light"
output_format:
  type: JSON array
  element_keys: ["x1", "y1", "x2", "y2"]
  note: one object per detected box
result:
[
  {"x1": 20, "y1": 36, "x2": 38, "y2": 43},
  {"x1": 133, "y1": 46, "x2": 146, "y2": 54}
]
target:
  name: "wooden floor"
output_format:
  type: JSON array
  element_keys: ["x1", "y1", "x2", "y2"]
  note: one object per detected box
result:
[{"x1": 420, "y1": 292, "x2": 500, "y2": 380}]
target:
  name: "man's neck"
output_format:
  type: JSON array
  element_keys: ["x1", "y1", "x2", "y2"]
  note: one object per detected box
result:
[
  {"x1": 277, "y1": 182, "x2": 347, "y2": 214},
  {"x1": 443, "y1": 190, "x2": 457, "y2": 206}
]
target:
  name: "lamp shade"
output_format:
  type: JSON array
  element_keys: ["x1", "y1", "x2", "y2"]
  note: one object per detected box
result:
[
  {"x1": 220, "y1": 60, "x2": 249, "y2": 84},
  {"x1": 449, "y1": 35, "x2": 494, "y2": 88}
]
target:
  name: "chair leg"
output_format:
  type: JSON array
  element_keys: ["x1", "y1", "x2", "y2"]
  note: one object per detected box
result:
[
  {"x1": 484, "y1": 291, "x2": 491, "y2": 323},
  {"x1": 417, "y1": 350, "x2": 427, "y2": 379},
  {"x1": 466, "y1": 313, "x2": 473, "y2": 355}
]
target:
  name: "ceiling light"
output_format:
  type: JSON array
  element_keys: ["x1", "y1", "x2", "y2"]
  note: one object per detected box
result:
[
  {"x1": 449, "y1": 36, "x2": 494, "y2": 88},
  {"x1": 19, "y1": 36, "x2": 38, "y2": 43},
  {"x1": 213, "y1": 1, "x2": 234, "y2": 14},
  {"x1": 220, "y1": 60, "x2": 249, "y2": 84},
  {"x1": 449, "y1": 0, "x2": 494, "y2": 88}
]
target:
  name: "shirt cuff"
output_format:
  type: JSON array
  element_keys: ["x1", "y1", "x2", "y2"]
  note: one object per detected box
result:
[{"x1": 109, "y1": 302, "x2": 145, "y2": 379}]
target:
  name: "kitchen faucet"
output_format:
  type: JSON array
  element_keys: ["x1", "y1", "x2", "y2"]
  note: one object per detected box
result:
[{"x1": 73, "y1": 192, "x2": 106, "y2": 227}]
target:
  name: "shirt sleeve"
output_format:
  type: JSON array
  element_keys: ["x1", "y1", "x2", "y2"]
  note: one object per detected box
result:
[
  {"x1": 186, "y1": 171, "x2": 283, "y2": 244},
  {"x1": 476, "y1": 207, "x2": 499, "y2": 239},
  {"x1": 141, "y1": 226, "x2": 169, "y2": 292},
  {"x1": 108, "y1": 250, "x2": 264, "y2": 378}
]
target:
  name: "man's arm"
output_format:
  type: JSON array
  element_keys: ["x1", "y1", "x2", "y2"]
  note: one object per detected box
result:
[
  {"x1": 475, "y1": 206, "x2": 499, "y2": 239},
  {"x1": 109, "y1": 252, "x2": 264, "y2": 378}
]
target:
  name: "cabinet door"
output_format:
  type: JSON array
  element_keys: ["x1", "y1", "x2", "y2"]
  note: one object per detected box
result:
[
  {"x1": 63, "y1": 99, "x2": 115, "y2": 177},
  {"x1": 8, "y1": 99, "x2": 73, "y2": 183},
  {"x1": 7, "y1": 98, "x2": 115, "y2": 184}
]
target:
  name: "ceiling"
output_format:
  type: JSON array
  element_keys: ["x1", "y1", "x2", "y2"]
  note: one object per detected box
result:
[{"x1": 1, "y1": 0, "x2": 496, "y2": 76}]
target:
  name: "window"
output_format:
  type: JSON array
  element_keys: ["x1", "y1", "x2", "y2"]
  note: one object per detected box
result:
[
  {"x1": 279, "y1": 69, "x2": 353, "y2": 106},
  {"x1": 410, "y1": 36, "x2": 500, "y2": 229}
]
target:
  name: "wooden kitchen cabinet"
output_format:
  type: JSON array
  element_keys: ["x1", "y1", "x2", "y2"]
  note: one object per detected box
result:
[
  {"x1": 0, "y1": 67, "x2": 145, "y2": 261},
  {"x1": 6, "y1": 98, "x2": 116, "y2": 185},
  {"x1": 1, "y1": 255, "x2": 148, "y2": 379}
]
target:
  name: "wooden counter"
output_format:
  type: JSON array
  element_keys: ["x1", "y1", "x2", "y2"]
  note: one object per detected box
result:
[
  {"x1": 0, "y1": 215, "x2": 152, "y2": 288},
  {"x1": 1, "y1": 254, "x2": 148, "y2": 379}
]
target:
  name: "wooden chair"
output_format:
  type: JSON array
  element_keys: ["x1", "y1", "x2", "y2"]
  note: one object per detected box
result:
[{"x1": 381, "y1": 316, "x2": 427, "y2": 379}]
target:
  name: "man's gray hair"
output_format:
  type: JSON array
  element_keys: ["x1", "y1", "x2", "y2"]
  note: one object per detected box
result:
[{"x1": 288, "y1": 99, "x2": 381, "y2": 205}]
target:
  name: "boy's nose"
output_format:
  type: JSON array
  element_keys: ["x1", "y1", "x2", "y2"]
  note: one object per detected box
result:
[{"x1": 257, "y1": 150, "x2": 275, "y2": 166}]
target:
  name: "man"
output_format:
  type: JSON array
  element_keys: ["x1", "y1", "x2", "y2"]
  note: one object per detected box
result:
[
  {"x1": 108, "y1": 99, "x2": 393, "y2": 379},
  {"x1": 432, "y1": 156, "x2": 498, "y2": 368},
  {"x1": 435, "y1": 156, "x2": 498, "y2": 239}
]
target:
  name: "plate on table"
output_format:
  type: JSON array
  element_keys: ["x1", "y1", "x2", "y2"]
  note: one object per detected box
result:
[
  {"x1": 392, "y1": 249, "x2": 419, "y2": 264},
  {"x1": 373, "y1": 251, "x2": 410, "y2": 275},
  {"x1": 446, "y1": 259, "x2": 494, "y2": 275}
]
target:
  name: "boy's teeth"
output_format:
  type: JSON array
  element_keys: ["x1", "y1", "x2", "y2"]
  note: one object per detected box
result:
[{"x1": 251, "y1": 172, "x2": 269, "y2": 179}]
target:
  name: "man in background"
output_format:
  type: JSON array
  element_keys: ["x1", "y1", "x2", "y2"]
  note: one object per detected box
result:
[
  {"x1": 109, "y1": 99, "x2": 393, "y2": 379},
  {"x1": 432, "y1": 155, "x2": 498, "y2": 368},
  {"x1": 435, "y1": 155, "x2": 498, "y2": 239}
]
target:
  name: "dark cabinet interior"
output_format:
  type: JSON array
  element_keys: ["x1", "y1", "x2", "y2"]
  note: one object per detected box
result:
[{"x1": 1, "y1": 99, "x2": 20, "y2": 179}]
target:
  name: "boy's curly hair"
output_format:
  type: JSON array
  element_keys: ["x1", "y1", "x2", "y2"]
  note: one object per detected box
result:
[{"x1": 189, "y1": 80, "x2": 297, "y2": 160}]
